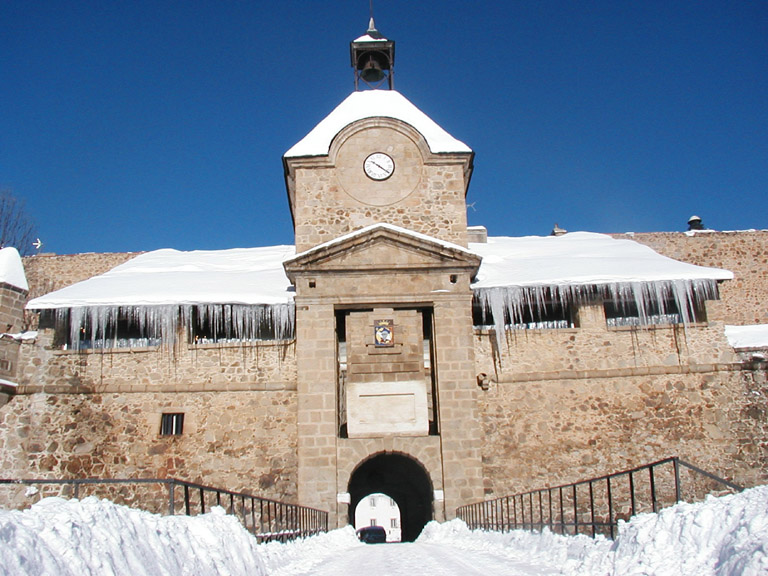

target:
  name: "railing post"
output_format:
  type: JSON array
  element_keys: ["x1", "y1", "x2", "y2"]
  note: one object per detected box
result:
[
  {"x1": 673, "y1": 457, "x2": 681, "y2": 502},
  {"x1": 572, "y1": 484, "x2": 578, "y2": 536},
  {"x1": 589, "y1": 481, "x2": 596, "y2": 538},
  {"x1": 538, "y1": 491, "x2": 544, "y2": 532},
  {"x1": 168, "y1": 480, "x2": 175, "y2": 516},
  {"x1": 547, "y1": 489, "x2": 553, "y2": 532},
  {"x1": 607, "y1": 477, "x2": 614, "y2": 539},
  {"x1": 649, "y1": 466, "x2": 658, "y2": 513}
]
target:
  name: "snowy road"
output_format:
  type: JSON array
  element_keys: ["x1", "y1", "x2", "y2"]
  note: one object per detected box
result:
[{"x1": 270, "y1": 541, "x2": 559, "y2": 576}]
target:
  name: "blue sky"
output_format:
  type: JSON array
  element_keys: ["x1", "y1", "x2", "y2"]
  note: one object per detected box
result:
[{"x1": 2, "y1": 1, "x2": 766, "y2": 255}]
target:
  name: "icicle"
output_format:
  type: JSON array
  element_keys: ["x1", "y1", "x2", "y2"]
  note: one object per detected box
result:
[
  {"x1": 56, "y1": 302, "x2": 296, "y2": 350},
  {"x1": 473, "y1": 279, "x2": 720, "y2": 352}
]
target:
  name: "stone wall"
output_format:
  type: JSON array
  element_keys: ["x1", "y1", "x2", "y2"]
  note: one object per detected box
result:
[
  {"x1": 615, "y1": 230, "x2": 768, "y2": 325},
  {"x1": 0, "y1": 388, "x2": 298, "y2": 508},
  {"x1": 16, "y1": 330, "x2": 296, "y2": 394},
  {"x1": 0, "y1": 282, "x2": 27, "y2": 384},
  {"x1": 289, "y1": 120, "x2": 470, "y2": 252},
  {"x1": 473, "y1": 295, "x2": 768, "y2": 496},
  {"x1": 475, "y1": 303, "x2": 736, "y2": 378},
  {"x1": 477, "y1": 366, "x2": 767, "y2": 498},
  {"x1": 0, "y1": 327, "x2": 299, "y2": 508},
  {"x1": 22, "y1": 251, "x2": 141, "y2": 300}
]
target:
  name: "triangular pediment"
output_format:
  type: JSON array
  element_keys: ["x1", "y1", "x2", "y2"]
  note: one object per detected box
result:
[{"x1": 283, "y1": 224, "x2": 481, "y2": 280}]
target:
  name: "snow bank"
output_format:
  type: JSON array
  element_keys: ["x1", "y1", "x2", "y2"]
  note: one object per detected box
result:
[
  {"x1": 725, "y1": 324, "x2": 768, "y2": 349},
  {"x1": 258, "y1": 525, "x2": 360, "y2": 575},
  {"x1": 607, "y1": 486, "x2": 768, "y2": 576},
  {"x1": 0, "y1": 246, "x2": 28, "y2": 291},
  {"x1": 419, "y1": 518, "x2": 611, "y2": 574},
  {"x1": 1, "y1": 487, "x2": 765, "y2": 575},
  {"x1": 420, "y1": 486, "x2": 768, "y2": 576},
  {"x1": 0, "y1": 497, "x2": 267, "y2": 576}
]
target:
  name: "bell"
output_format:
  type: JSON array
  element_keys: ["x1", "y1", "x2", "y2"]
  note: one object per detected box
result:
[{"x1": 360, "y1": 59, "x2": 385, "y2": 83}]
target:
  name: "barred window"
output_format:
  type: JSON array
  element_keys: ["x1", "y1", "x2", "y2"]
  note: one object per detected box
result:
[{"x1": 160, "y1": 413, "x2": 184, "y2": 436}]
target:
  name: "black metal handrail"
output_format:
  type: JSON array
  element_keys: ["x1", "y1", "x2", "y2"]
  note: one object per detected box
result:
[
  {"x1": 456, "y1": 457, "x2": 742, "y2": 539},
  {"x1": 0, "y1": 477, "x2": 328, "y2": 543}
]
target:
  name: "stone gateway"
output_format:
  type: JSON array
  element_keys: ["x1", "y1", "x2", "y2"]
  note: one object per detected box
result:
[{"x1": 1, "y1": 22, "x2": 766, "y2": 541}]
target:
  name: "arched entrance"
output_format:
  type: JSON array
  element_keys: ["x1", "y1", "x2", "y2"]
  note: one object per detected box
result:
[{"x1": 348, "y1": 452, "x2": 433, "y2": 542}]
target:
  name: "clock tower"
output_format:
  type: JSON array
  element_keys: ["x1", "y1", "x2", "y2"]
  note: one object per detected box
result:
[
  {"x1": 283, "y1": 20, "x2": 474, "y2": 253},
  {"x1": 282, "y1": 22, "x2": 484, "y2": 538}
]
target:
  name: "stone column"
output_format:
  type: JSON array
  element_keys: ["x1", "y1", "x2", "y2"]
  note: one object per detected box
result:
[
  {"x1": 295, "y1": 301, "x2": 340, "y2": 523},
  {"x1": 433, "y1": 296, "x2": 484, "y2": 517}
]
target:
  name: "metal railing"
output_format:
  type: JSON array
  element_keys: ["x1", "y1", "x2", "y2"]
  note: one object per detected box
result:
[
  {"x1": 0, "y1": 477, "x2": 328, "y2": 543},
  {"x1": 456, "y1": 457, "x2": 742, "y2": 539}
]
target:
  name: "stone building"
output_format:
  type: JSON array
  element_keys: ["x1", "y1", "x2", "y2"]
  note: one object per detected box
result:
[{"x1": 1, "y1": 23, "x2": 767, "y2": 541}]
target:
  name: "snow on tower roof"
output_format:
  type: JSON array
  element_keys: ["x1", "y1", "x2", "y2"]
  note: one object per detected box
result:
[
  {"x1": 0, "y1": 247, "x2": 28, "y2": 291},
  {"x1": 26, "y1": 246, "x2": 295, "y2": 310},
  {"x1": 470, "y1": 232, "x2": 733, "y2": 288},
  {"x1": 284, "y1": 90, "x2": 472, "y2": 158}
]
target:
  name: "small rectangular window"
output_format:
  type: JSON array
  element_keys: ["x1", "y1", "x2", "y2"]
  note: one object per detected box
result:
[
  {"x1": 370, "y1": 519, "x2": 377, "y2": 527},
  {"x1": 0, "y1": 359, "x2": 10, "y2": 371},
  {"x1": 391, "y1": 518, "x2": 398, "y2": 528},
  {"x1": 160, "y1": 413, "x2": 184, "y2": 435}
]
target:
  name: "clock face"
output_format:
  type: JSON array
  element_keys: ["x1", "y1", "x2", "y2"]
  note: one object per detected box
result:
[{"x1": 363, "y1": 152, "x2": 395, "y2": 181}]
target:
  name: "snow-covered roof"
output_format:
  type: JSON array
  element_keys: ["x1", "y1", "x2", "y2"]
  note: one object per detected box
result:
[
  {"x1": 26, "y1": 246, "x2": 295, "y2": 310},
  {"x1": 26, "y1": 232, "x2": 733, "y2": 312},
  {"x1": 725, "y1": 324, "x2": 768, "y2": 349},
  {"x1": 284, "y1": 90, "x2": 472, "y2": 158},
  {"x1": 353, "y1": 33, "x2": 385, "y2": 42},
  {"x1": 0, "y1": 247, "x2": 28, "y2": 291},
  {"x1": 470, "y1": 232, "x2": 733, "y2": 289},
  {"x1": 290, "y1": 223, "x2": 475, "y2": 262}
]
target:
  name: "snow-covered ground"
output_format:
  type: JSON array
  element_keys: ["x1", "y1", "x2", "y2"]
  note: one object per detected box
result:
[{"x1": 1, "y1": 486, "x2": 767, "y2": 575}]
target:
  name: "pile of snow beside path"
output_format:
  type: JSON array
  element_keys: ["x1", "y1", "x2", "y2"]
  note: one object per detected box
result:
[
  {"x1": 419, "y1": 517, "x2": 609, "y2": 574},
  {"x1": 0, "y1": 496, "x2": 267, "y2": 576},
  {"x1": 259, "y1": 525, "x2": 360, "y2": 575},
  {"x1": 607, "y1": 486, "x2": 768, "y2": 576},
  {"x1": 420, "y1": 485, "x2": 768, "y2": 576}
]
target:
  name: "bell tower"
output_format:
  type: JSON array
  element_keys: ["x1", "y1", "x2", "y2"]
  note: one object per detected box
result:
[{"x1": 350, "y1": 18, "x2": 395, "y2": 90}]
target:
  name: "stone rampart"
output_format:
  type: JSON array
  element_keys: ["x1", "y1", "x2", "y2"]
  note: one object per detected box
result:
[
  {"x1": 614, "y1": 230, "x2": 768, "y2": 325},
  {"x1": 22, "y1": 252, "x2": 141, "y2": 300},
  {"x1": 0, "y1": 388, "x2": 298, "y2": 507},
  {"x1": 474, "y1": 306, "x2": 736, "y2": 378},
  {"x1": 478, "y1": 366, "x2": 767, "y2": 498},
  {"x1": 16, "y1": 330, "x2": 296, "y2": 394}
]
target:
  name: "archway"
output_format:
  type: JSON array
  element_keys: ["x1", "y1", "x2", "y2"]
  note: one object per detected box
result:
[{"x1": 348, "y1": 452, "x2": 433, "y2": 542}]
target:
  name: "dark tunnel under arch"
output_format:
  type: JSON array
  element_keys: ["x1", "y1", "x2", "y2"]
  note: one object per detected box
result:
[{"x1": 348, "y1": 452, "x2": 433, "y2": 542}]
